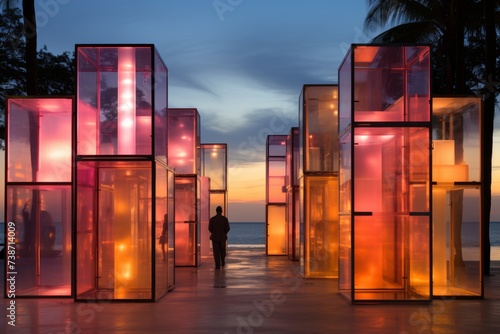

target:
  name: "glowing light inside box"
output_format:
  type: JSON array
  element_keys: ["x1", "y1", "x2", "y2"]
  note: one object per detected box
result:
[{"x1": 117, "y1": 47, "x2": 136, "y2": 154}]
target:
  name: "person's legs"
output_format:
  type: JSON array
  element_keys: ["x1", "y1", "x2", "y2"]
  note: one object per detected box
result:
[
  {"x1": 221, "y1": 242, "x2": 226, "y2": 267},
  {"x1": 212, "y1": 240, "x2": 221, "y2": 268}
]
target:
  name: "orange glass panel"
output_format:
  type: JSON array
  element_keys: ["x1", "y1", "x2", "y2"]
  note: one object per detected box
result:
[
  {"x1": 174, "y1": 176, "x2": 198, "y2": 266},
  {"x1": 266, "y1": 205, "x2": 286, "y2": 255},
  {"x1": 304, "y1": 176, "x2": 338, "y2": 278},
  {"x1": 75, "y1": 161, "x2": 153, "y2": 300},
  {"x1": 432, "y1": 96, "x2": 482, "y2": 297},
  {"x1": 302, "y1": 85, "x2": 339, "y2": 173}
]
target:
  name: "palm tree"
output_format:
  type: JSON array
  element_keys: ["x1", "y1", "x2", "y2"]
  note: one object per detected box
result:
[{"x1": 363, "y1": 0, "x2": 498, "y2": 275}]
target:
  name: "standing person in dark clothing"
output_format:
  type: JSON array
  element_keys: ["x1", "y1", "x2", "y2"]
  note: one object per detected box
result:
[{"x1": 209, "y1": 206, "x2": 230, "y2": 269}]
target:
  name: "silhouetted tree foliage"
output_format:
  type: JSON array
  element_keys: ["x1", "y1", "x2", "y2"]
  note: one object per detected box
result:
[
  {"x1": 0, "y1": 8, "x2": 74, "y2": 148},
  {"x1": 364, "y1": 0, "x2": 499, "y2": 275}
]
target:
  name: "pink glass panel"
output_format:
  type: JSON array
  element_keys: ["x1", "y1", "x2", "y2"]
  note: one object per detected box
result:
[
  {"x1": 77, "y1": 46, "x2": 158, "y2": 156},
  {"x1": 167, "y1": 109, "x2": 200, "y2": 174},
  {"x1": 154, "y1": 50, "x2": 168, "y2": 163},
  {"x1": 352, "y1": 45, "x2": 430, "y2": 123},
  {"x1": 6, "y1": 185, "x2": 71, "y2": 296},
  {"x1": 267, "y1": 159, "x2": 286, "y2": 203},
  {"x1": 7, "y1": 98, "x2": 72, "y2": 182}
]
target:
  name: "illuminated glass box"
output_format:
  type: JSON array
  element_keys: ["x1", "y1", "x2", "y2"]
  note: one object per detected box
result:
[
  {"x1": 76, "y1": 45, "x2": 167, "y2": 162},
  {"x1": 286, "y1": 127, "x2": 300, "y2": 260},
  {"x1": 167, "y1": 108, "x2": 201, "y2": 175},
  {"x1": 5, "y1": 97, "x2": 73, "y2": 297},
  {"x1": 174, "y1": 175, "x2": 202, "y2": 266},
  {"x1": 75, "y1": 44, "x2": 173, "y2": 302},
  {"x1": 200, "y1": 144, "x2": 228, "y2": 257},
  {"x1": 298, "y1": 85, "x2": 339, "y2": 278},
  {"x1": 266, "y1": 135, "x2": 287, "y2": 255},
  {"x1": 432, "y1": 96, "x2": 482, "y2": 298},
  {"x1": 338, "y1": 45, "x2": 432, "y2": 302}
]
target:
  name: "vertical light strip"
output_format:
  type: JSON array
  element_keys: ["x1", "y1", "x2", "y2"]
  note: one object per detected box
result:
[{"x1": 118, "y1": 47, "x2": 136, "y2": 154}]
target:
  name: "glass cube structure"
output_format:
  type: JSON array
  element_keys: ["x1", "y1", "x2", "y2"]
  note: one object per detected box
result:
[
  {"x1": 299, "y1": 85, "x2": 339, "y2": 278},
  {"x1": 174, "y1": 175, "x2": 202, "y2": 266},
  {"x1": 266, "y1": 135, "x2": 287, "y2": 255},
  {"x1": 200, "y1": 144, "x2": 228, "y2": 256},
  {"x1": 76, "y1": 45, "x2": 168, "y2": 161},
  {"x1": 286, "y1": 128, "x2": 300, "y2": 260},
  {"x1": 74, "y1": 44, "x2": 173, "y2": 301},
  {"x1": 432, "y1": 96, "x2": 482, "y2": 297},
  {"x1": 5, "y1": 97, "x2": 73, "y2": 297},
  {"x1": 338, "y1": 45, "x2": 432, "y2": 302},
  {"x1": 167, "y1": 108, "x2": 201, "y2": 175}
]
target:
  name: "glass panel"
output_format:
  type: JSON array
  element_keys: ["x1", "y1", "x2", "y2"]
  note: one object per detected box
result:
[
  {"x1": 75, "y1": 163, "x2": 96, "y2": 297},
  {"x1": 286, "y1": 187, "x2": 300, "y2": 261},
  {"x1": 354, "y1": 46, "x2": 405, "y2": 122},
  {"x1": 409, "y1": 216, "x2": 431, "y2": 299},
  {"x1": 154, "y1": 49, "x2": 168, "y2": 163},
  {"x1": 267, "y1": 158, "x2": 286, "y2": 203},
  {"x1": 7, "y1": 98, "x2": 72, "y2": 182},
  {"x1": 433, "y1": 187, "x2": 481, "y2": 296},
  {"x1": 432, "y1": 97, "x2": 481, "y2": 183},
  {"x1": 99, "y1": 166, "x2": 152, "y2": 300},
  {"x1": 167, "y1": 170, "x2": 175, "y2": 289},
  {"x1": 338, "y1": 214, "x2": 352, "y2": 296},
  {"x1": 175, "y1": 176, "x2": 197, "y2": 266},
  {"x1": 201, "y1": 144, "x2": 227, "y2": 190},
  {"x1": 304, "y1": 176, "x2": 338, "y2": 278},
  {"x1": 200, "y1": 177, "x2": 211, "y2": 258},
  {"x1": 76, "y1": 46, "x2": 155, "y2": 156},
  {"x1": 266, "y1": 205, "x2": 286, "y2": 255},
  {"x1": 339, "y1": 131, "x2": 352, "y2": 298},
  {"x1": 267, "y1": 135, "x2": 287, "y2": 157},
  {"x1": 6, "y1": 185, "x2": 71, "y2": 296},
  {"x1": 76, "y1": 161, "x2": 152, "y2": 300},
  {"x1": 155, "y1": 164, "x2": 168, "y2": 300},
  {"x1": 168, "y1": 109, "x2": 200, "y2": 174},
  {"x1": 304, "y1": 85, "x2": 339, "y2": 172},
  {"x1": 352, "y1": 126, "x2": 430, "y2": 301},
  {"x1": 407, "y1": 46, "x2": 431, "y2": 122},
  {"x1": 338, "y1": 49, "x2": 352, "y2": 136}
]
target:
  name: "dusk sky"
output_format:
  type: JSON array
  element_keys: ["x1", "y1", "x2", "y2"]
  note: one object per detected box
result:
[{"x1": 28, "y1": 0, "x2": 500, "y2": 222}]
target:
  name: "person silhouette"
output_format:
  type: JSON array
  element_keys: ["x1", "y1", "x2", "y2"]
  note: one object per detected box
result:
[{"x1": 208, "y1": 206, "x2": 230, "y2": 269}]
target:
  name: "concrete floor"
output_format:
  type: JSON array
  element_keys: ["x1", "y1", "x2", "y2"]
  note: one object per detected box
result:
[{"x1": 2, "y1": 247, "x2": 500, "y2": 333}]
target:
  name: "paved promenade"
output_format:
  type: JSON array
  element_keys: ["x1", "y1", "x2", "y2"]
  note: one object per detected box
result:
[{"x1": 1, "y1": 247, "x2": 500, "y2": 333}]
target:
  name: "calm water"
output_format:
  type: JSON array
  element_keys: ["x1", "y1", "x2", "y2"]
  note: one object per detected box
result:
[
  {"x1": 229, "y1": 222, "x2": 265, "y2": 246},
  {"x1": 1, "y1": 221, "x2": 499, "y2": 248}
]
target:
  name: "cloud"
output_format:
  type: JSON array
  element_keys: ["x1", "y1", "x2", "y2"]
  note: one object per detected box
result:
[{"x1": 201, "y1": 107, "x2": 296, "y2": 164}]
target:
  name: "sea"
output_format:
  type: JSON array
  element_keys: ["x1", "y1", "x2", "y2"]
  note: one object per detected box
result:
[{"x1": 2, "y1": 222, "x2": 500, "y2": 259}]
